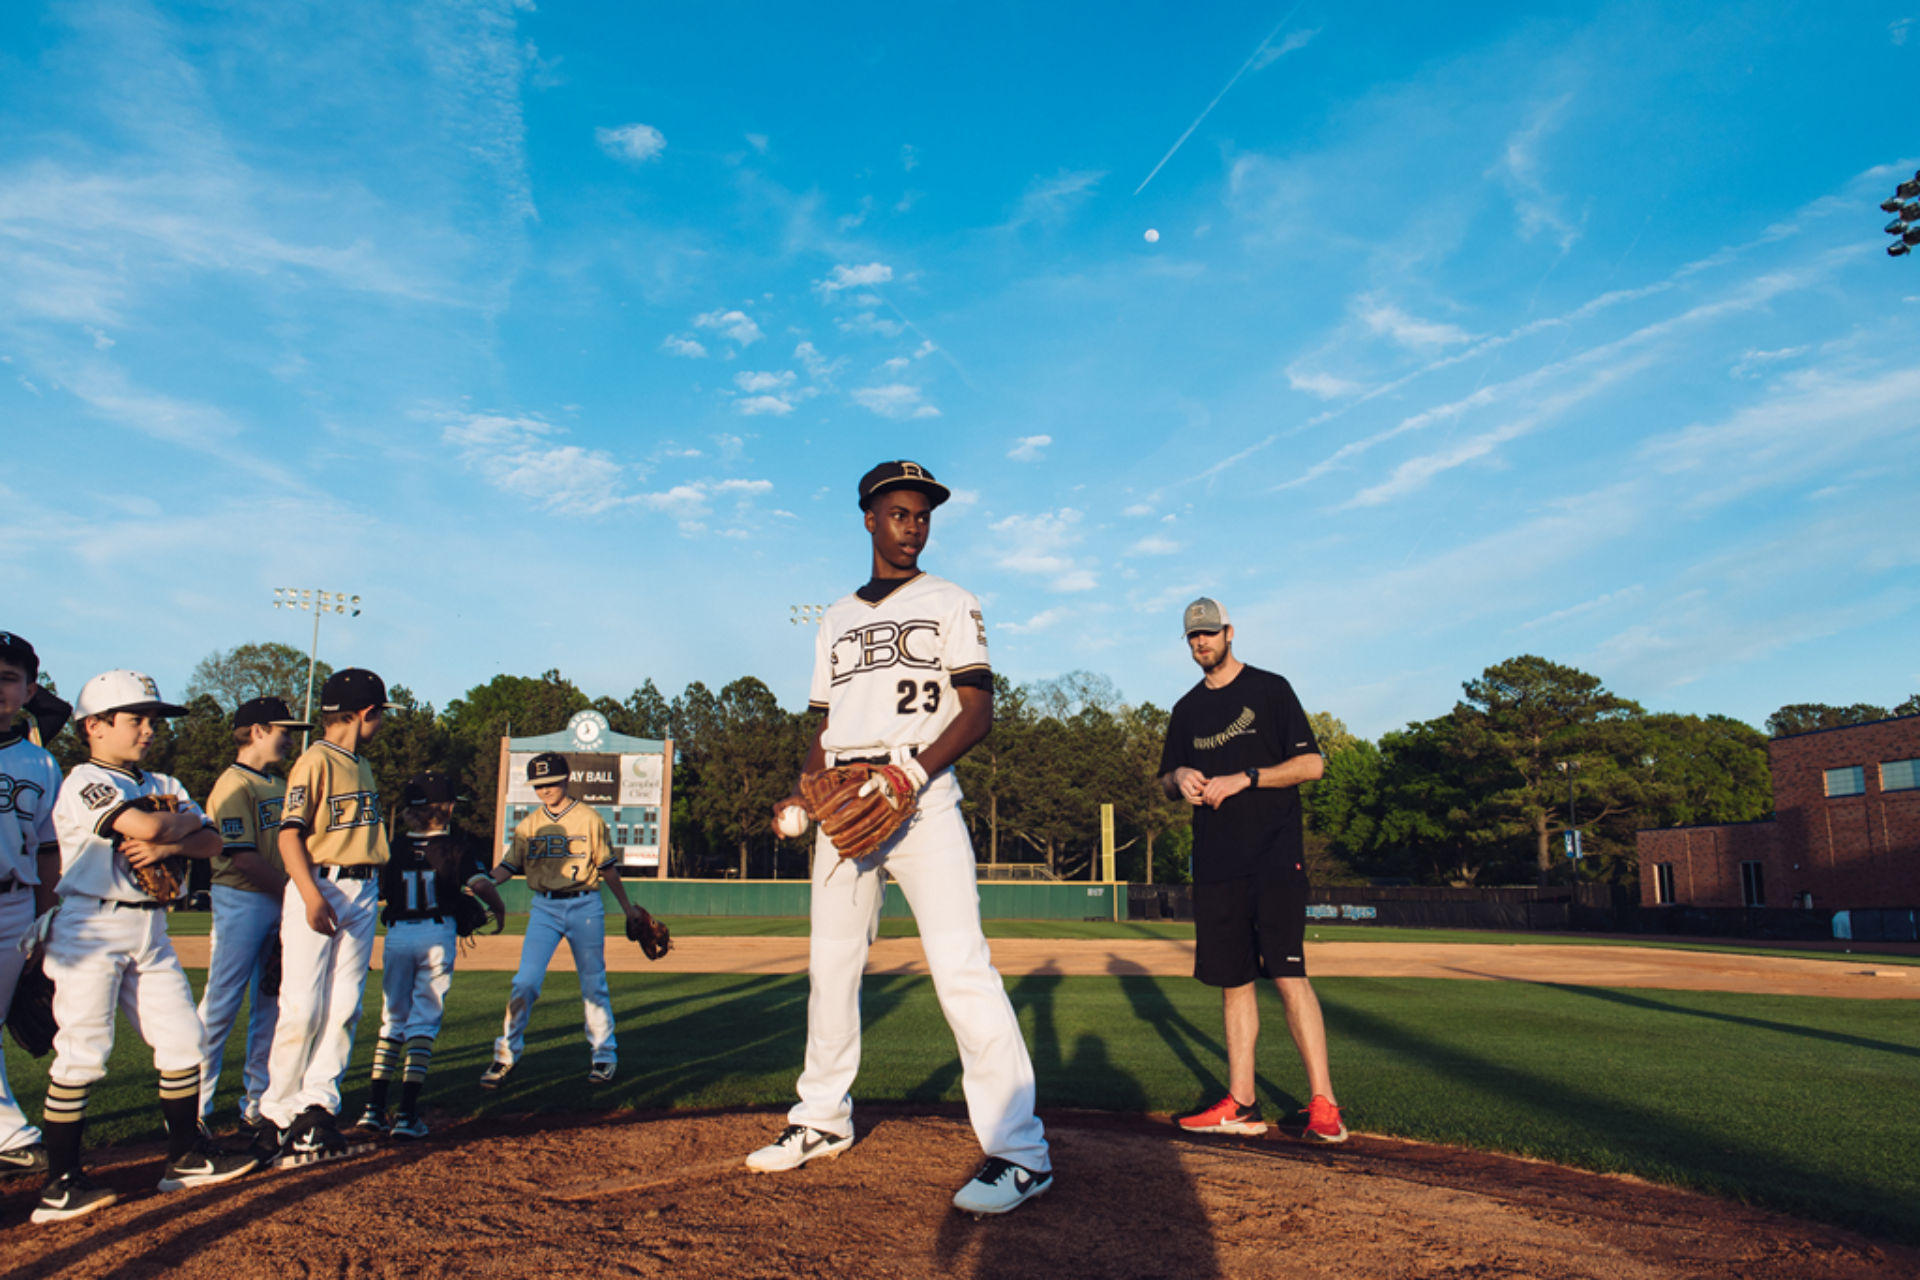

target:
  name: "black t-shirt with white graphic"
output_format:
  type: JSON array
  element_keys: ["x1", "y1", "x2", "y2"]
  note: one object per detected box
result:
[{"x1": 1159, "y1": 665, "x2": 1320, "y2": 883}]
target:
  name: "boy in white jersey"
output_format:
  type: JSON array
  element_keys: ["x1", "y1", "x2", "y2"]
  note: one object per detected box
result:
[
  {"x1": 0, "y1": 632, "x2": 60, "y2": 1180},
  {"x1": 745, "y1": 460, "x2": 1052, "y2": 1216},
  {"x1": 253, "y1": 668, "x2": 394, "y2": 1166},
  {"x1": 196, "y1": 695, "x2": 309, "y2": 1134},
  {"x1": 36, "y1": 670, "x2": 258, "y2": 1223}
]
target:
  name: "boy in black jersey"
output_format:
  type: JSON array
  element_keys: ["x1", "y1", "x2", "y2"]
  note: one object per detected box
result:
[
  {"x1": 353, "y1": 771, "x2": 504, "y2": 1139},
  {"x1": 1157, "y1": 598, "x2": 1347, "y2": 1143}
]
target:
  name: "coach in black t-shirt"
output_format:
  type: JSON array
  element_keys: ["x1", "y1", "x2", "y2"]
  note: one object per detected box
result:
[{"x1": 1157, "y1": 598, "x2": 1347, "y2": 1144}]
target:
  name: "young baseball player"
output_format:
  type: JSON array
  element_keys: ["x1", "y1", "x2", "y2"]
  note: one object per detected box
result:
[
  {"x1": 746, "y1": 460, "x2": 1053, "y2": 1216},
  {"x1": 195, "y1": 696, "x2": 309, "y2": 1134},
  {"x1": 35, "y1": 670, "x2": 258, "y2": 1223},
  {"x1": 253, "y1": 668, "x2": 394, "y2": 1164},
  {"x1": 479, "y1": 752, "x2": 646, "y2": 1087},
  {"x1": 353, "y1": 770, "x2": 504, "y2": 1139},
  {"x1": 0, "y1": 632, "x2": 60, "y2": 1181}
]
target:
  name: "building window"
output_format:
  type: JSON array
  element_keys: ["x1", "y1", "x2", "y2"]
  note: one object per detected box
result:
[
  {"x1": 1740, "y1": 861, "x2": 1765, "y2": 908},
  {"x1": 1823, "y1": 766, "x2": 1865, "y2": 797},
  {"x1": 1881, "y1": 759, "x2": 1920, "y2": 793},
  {"x1": 1654, "y1": 863, "x2": 1675, "y2": 905}
]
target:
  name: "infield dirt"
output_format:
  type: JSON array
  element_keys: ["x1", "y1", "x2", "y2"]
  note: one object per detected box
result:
[{"x1": 4, "y1": 1109, "x2": 1914, "y2": 1279}]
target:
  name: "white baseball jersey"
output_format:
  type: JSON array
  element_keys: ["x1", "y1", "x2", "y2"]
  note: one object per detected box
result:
[
  {"x1": 810, "y1": 573, "x2": 991, "y2": 759},
  {"x1": 0, "y1": 732, "x2": 60, "y2": 884},
  {"x1": 53, "y1": 762, "x2": 209, "y2": 903}
]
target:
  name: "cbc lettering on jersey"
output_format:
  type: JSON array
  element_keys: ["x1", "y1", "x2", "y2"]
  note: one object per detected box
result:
[
  {"x1": 0, "y1": 774, "x2": 47, "y2": 817},
  {"x1": 829, "y1": 619, "x2": 942, "y2": 686},
  {"x1": 325, "y1": 791, "x2": 381, "y2": 829}
]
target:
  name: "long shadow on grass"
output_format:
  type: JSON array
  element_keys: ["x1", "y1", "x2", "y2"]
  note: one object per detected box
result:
[
  {"x1": 1115, "y1": 974, "x2": 1306, "y2": 1117},
  {"x1": 934, "y1": 964, "x2": 1224, "y2": 1279},
  {"x1": 1321, "y1": 988, "x2": 1913, "y2": 1242},
  {"x1": 1539, "y1": 982, "x2": 1920, "y2": 1060}
]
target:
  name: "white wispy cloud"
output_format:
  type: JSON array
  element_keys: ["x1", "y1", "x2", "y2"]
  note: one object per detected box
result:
[
  {"x1": 1729, "y1": 346, "x2": 1808, "y2": 379},
  {"x1": 794, "y1": 341, "x2": 846, "y2": 382},
  {"x1": 1007, "y1": 170, "x2": 1104, "y2": 228},
  {"x1": 661, "y1": 334, "x2": 707, "y2": 358},
  {"x1": 1515, "y1": 585, "x2": 1646, "y2": 632},
  {"x1": 989, "y1": 509, "x2": 1097, "y2": 592},
  {"x1": 1494, "y1": 95, "x2": 1580, "y2": 251},
  {"x1": 1135, "y1": 10, "x2": 1310, "y2": 195},
  {"x1": 999, "y1": 608, "x2": 1068, "y2": 635},
  {"x1": 637, "y1": 476, "x2": 775, "y2": 535},
  {"x1": 1008, "y1": 434, "x2": 1051, "y2": 462},
  {"x1": 693, "y1": 308, "x2": 762, "y2": 345},
  {"x1": 1358, "y1": 300, "x2": 1473, "y2": 350},
  {"x1": 734, "y1": 370, "x2": 796, "y2": 393},
  {"x1": 1286, "y1": 366, "x2": 1364, "y2": 399},
  {"x1": 1129, "y1": 534, "x2": 1182, "y2": 555},
  {"x1": 837, "y1": 311, "x2": 904, "y2": 338},
  {"x1": 852, "y1": 384, "x2": 939, "y2": 419},
  {"x1": 595, "y1": 122, "x2": 666, "y2": 163},
  {"x1": 1254, "y1": 26, "x2": 1321, "y2": 68},
  {"x1": 817, "y1": 262, "x2": 893, "y2": 295},
  {"x1": 442, "y1": 413, "x2": 640, "y2": 516},
  {"x1": 736, "y1": 395, "x2": 794, "y2": 417}
]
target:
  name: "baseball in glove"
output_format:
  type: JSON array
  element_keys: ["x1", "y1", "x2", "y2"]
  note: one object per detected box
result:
[
  {"x1": 5, "y1": 953, "x2": 57, "y2": 1058},
  {"x1": 625, "y1": 907, "x2": 671, "y2": 961},
  {"x1": 120, "y1": 794, "x2": 190, "y2": 904},
  {"x1": 800, "y1": 763, "x2": 920, "y2": 861}
]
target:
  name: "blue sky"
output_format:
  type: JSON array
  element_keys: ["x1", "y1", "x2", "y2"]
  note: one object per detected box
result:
[{"x1": 2, "y1": 0, "x2": 1915, "y2": 739}]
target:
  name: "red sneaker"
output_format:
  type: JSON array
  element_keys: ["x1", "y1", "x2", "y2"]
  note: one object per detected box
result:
[
  {"x1": 1302, "y1": 1095, "x2": 1348, "y2": 1143},
  {"x1": 1175, "y1": 1095, "x2": 1267, "y2": 1135}
]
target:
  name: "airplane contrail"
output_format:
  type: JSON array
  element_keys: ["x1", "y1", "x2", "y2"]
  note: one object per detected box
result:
[{"x1": 1134, "y1": 5, "x2": 1305, "y2": 197}]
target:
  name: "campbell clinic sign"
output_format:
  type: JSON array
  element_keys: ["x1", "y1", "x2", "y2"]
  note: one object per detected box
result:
[{"x1": 495, "y1": 710, "x2": 673, "y2": 873}]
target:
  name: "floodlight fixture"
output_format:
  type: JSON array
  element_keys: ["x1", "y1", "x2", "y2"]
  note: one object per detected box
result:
[
  {"x1": 1888, "y1": 218, "x2": 1909, "y2": 235},
  {"x1": 1892, "y1": 243, "x2": 1912, "y2": 258}
]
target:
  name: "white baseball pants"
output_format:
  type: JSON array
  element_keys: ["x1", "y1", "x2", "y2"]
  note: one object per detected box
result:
[
  {"x1": 380, "y1": 918, "x2": 456, "y2": 1040},
  {"x1": 43, "y1": 896, "x2": 203, "y2": 1084},
  {"x1": 196, "y1": 883, "x2": 282, "y2": 1122},
  {"x1": 790, "y1": 771, "x2": 1050, "y2": 1172},
  {"x1": 261, "y1": 874, "x2": 378, "y2": 1127},
  {"x1": 494, "y1": 893, "x2": 615, "y2": 1066},
  {"x1": 0, "y1": 890, "x2": 44, "y2": 1154}
]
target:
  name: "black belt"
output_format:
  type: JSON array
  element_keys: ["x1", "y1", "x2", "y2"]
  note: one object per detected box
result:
[
  {"x1": 86, "y1": 896, "x2": 166, "y2": 911},
  {"x1": 390, "y1": 913, "x2": 448, "y2": 925},
  {"x1": 838, "y1": 747, "x2": 920, "y2": 767},
  {"x1": 319, "y1": 864, "x2": 378, "y2": 881},
  {"x1": 537, "y1": 888, "x2": 591, "y2": 900},
  {"x1": 0, "y1": 879, "x2": 26, "y2": 895}
]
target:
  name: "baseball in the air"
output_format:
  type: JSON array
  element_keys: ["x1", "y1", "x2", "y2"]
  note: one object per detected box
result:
[
  {"x1": 776, "y1": 805, "x2": 810, "y2": 838},
  {"x1": 1144, "y1": 228, "x2": 1160, "y2": 243}
]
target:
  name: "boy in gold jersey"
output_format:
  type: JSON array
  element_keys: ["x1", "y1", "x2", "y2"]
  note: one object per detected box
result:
[
  {"x1": 254, "y1": 668, "x2": 394, "y2": 1164},
  {"x1": 196, "y1": 696, "x2": 309, "y2": 1133},
  {"x1": 479, "y1": 752, "x2": 648, "y2": 1087}
]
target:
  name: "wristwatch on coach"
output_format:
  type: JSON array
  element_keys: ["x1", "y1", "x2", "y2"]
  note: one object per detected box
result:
[{"x1": 1244, "y1": 766, "x2": 1260, "y2": 788}]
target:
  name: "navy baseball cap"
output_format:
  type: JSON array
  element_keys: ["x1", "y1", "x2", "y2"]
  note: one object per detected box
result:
[
  {"x1": 233, "y1": 696, "x2": 313, "y2": 731},
  {"x1": 858, "y1": 460, "x2": 950, "y2": 510},
  {"x1": 403, "y1": 770, "x2": 465, "y2": 808},
  {"x1": 527, "y1": 752, "x2": 570, "y2": 788},
  {"x1": 0, "y1": 632, "x2": 39, "y2": 681},
  {"x1": 320, "y1": 668, "x2": 398, "y2": 714}
]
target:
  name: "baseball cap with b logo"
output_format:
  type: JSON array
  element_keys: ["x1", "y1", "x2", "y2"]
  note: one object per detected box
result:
[
  {"x1": 0, "y1": 632, "x2": 40, "y2": 681},
  {"x1": 858, "y1": 460, "x2": 951, "y2": 510},
  {"x1": 75, "y1": 670, "x2": 189, "y2": 719},
  {"x1": 527, "y1": 752, "x2": 570, "y2": 788},
  {"x1": 1182, "y1": 597, "x2": 1230, "y2": 637},
  {"x1": 320, "y1": 668, "x2": 398, "y2": 714}
]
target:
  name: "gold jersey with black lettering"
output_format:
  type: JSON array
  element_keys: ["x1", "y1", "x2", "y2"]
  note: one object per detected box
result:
[
  {"x1": 503, "y1": 798, "x2": 614, "y2": 894},
  {"x1": 281, "y1": 739, "x2": 388, "y2": 867},
  {"x1": 205, "y1": 763, "x2": 287, "y2": 892}
]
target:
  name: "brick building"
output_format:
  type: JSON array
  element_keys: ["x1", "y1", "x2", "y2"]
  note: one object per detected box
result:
[{"x1": 1636, "y1": 714, "x2": 1920, "y2": 909}]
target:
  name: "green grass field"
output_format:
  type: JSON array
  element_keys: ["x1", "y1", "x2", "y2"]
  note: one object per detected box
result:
[
  {"x1": 9, "y1": 968, "x2": 1917, "y2": 1244},
  {"x1": 154, "y1": 911, "x2": 1920, "y2": 964}
]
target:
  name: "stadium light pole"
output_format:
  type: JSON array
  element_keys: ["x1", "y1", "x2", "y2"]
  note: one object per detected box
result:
[
  {"x1": 1557, "y1": 759, "x2": 1582, "y2": 861},
  {"x1": 1881, "y1": 170, "x2": 1920, "y2": 258},
  {"x1": 271, "y1": 587, "x2": 363, "y2": 748}
]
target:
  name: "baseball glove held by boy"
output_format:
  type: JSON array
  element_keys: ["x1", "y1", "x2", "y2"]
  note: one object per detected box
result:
[
  {"x1": 625, "y1": 908, "x2": 671, "y2": 960},
  {"x1": 122, "y1": 795, "x2": 188, "y2": 903},
  {"x1": 800, "y1": 764, "x2": 918, "y2": 860},
  {"x1": 5, "y1": 954, "x2": 57, "y2": 1058}
]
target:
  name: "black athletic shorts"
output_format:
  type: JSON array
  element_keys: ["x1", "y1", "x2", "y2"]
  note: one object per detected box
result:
[{"x1": 1192, "y1": 871, "x2": 1308, "y2": 986}]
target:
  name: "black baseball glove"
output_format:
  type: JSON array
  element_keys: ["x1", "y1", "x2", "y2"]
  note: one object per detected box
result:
[
  {"x1": 625, "y1": 907, "x2": 671, "y2": 961},
  {"x1": 5, "y1": 953, "x2": 57, "y2": 1058}
]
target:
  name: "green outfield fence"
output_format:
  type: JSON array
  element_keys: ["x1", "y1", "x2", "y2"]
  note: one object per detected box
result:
[{"x1": 497, "y1": 878, "x2": 1126, "y2": 921}]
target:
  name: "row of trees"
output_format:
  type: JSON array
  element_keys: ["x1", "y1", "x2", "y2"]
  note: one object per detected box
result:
[{"x1": 33, "y1": 643, "x2": 1916, "y2": 889}]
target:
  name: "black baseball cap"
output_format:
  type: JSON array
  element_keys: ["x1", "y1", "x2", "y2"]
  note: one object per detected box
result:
[
  {"x1": 527, "y1": 751, "x2": 570, "y2": 788},
  {"x1": 233, "y1": 696, "x2": 313, "y2": 731},
  {"x1": 0, "y1": 632, "x2": 39, "y2": 681},
  {"x1": 319, "y1": 668, "x2": 398, "y2": 714},
  {"x1": 403, "y1": 770, "x2": 465, "y2": 808},
  {"x1": 858, "y1": 460, "x2": 950, "y2": 510}
]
